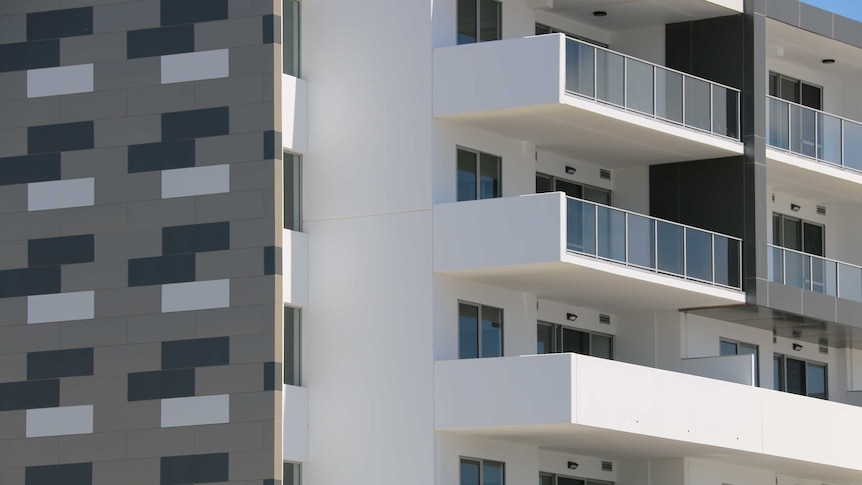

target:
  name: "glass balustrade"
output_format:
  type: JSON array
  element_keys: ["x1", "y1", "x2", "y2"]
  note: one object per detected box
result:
[
  {"x1": 768, "y1": 245, "x2": 862, "y2": 302},
  {"x1": 564, "y1": 37, "x2": 740, "y2": 140},
  {"x1": 566, "y1": 198, "x2": 743, "y2": 289},
  {"x1": 767, "y1": 95, "x2": 862, "y2": 171}
]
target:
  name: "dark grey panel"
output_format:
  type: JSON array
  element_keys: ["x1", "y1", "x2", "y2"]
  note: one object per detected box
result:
[
  {"x1": 27, "y1": 348, "x2": 94, "y2": 380},
  {"x1": 127, "y1": 25, "x2": 194, "y2": 59},
  {"x1": 160, "y1": 453, "x2": 229, "y2": 485},
  {"x1": 162, "y1": 222, "x2": 230, "y2": 255},
  {"x1": 29, "y1": 234, "x2": 94, "y2": 267},
  {"x1": 26, "y1": 462, "x2": 92, "y2": 485},
  {"x1": 264, "y1": 246, "x2": 278, "y2": 275},
  {"x1": 127, "y1": 368, "x2": 195, "y2": 401},
  {"x1": 28, "y1": 121, "x2": 94, "y2": 155},
  {"x1": 162, "y1": 107, "x2": 229, "y2": 141},
  {"x1": 128, "y1": 254, "x2": 195, "y2": 287},
  {"x1": 0, "y1": 379, "x2": 60, "y2": 411},
  {"x1": 0, "y1": 40, "x2": 60, "y2": 73},
  {"x1": 0, "y1": 266, "x2": 61, "y2": 298},
  {"x1": 160, "y1": 0, "x2": 228, "y2": 27},
  {"x1": 161, "y1": 336, "x2": 229, "y2": 369},
  {"x1": 127, "y1": 140, "x2": 195, "y2": 174},
  {"x1": 0, "y1": 153, "x2": 61, "y2": 186},
  {"x1": 799, "y1": 3, "x2": 833, "y2": 38},
  {"x1": 27, "y1": 7, "x2": 93, "y2": 42}
]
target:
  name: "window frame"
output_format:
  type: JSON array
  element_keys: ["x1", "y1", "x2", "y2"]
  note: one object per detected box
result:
[
  {"x1": 457, "y1": 0, "x2": 502, "y2": 45},
  {"x1": 536, "y1": 172, "x2": 611, "y2": 205},
  {"x1": 284, "y1": 152, "x2": 302, "y2": 231},
  {"x1": 773, "y1": 353, "x2": 828, "y2": 400},
  {"x1": 537, "y1": 321, "x2": 613, "y2": 360},
  {"x1": 457, "y1": 147, "x2": 502, "y2": 202},
  {"x1": 460, "y1": 457, "x2": 505, "y2": 485},
  {"x1": 459, "y1": 301, "x2": 504, "y2": 359}
]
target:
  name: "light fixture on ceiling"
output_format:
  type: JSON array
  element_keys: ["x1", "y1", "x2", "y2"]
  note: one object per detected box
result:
[
  {"x1": 793, "y1": 343, "x2": 804, "y2": 351},
  {"x1": 565, "y1": 166, "x2": 576, "y2": 174},
  {"x1": 822, "y1": 58, "x2": 836, "y2": 64},
  {"x1": 593, "y1": 11, "x2": 607, "y2": 17},
  {"x1": 790, "y1": 203, "x2": 801, "y2": 212},
  {"x1": 567, "y1": 313, "x2": 578, "y2": 322},
  {"x1": 568, "y1": 462, "x2": 580, "y2": 470}
]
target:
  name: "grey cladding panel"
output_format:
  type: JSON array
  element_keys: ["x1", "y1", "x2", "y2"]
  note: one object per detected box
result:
[
  {"x1": 127, "y1": 25, "x2": 194, "y2": 59},
  {"x1": 0, "y1": 40, "x2": 60, "y2": 73},
  {"x1": 27, "y1": 347, "x2": 94, "y2": 380},
  {"x1": 0, "y1": 266, "x2": 61, "y2": 298},
  {"x1": 0, "y1": 379, "x2": 60, "y2": 411},
  {"x1": 162, "y1": 107, "x2": 229, "y2": 141},
  {"x1": 162, "y1": 336, "x2": 229, "y2": 369},
  {"x1": 128, "y1": 254, "x2": 196, "y2": 287},
  {"x1": 160, "y1": 452, "x2": 229, "y2": 485},
  {"x1": 26, "y1": 462, "x2": 92, "y2": 485},
  {"x1": 162, "y1": 222, "x2": 230, "y2": 255},
  {"x1": 127, "y1": 368, "x2": 195, "y2": 401},
  {"x1": 29, "y1": 234, "x2": 94, "y2": 267},
  {"x1": 161, "y1": 0, "x2": 229, "y2": 27},
  {"x1": 28, "y1": 121, "x2": 94, "y2": 154},
  {"x1": 0, "y1": 153, "x2": 61, "y2": 186},
  {"x1": 27, "y1": 7, "x2": 93, "y2": 41}
]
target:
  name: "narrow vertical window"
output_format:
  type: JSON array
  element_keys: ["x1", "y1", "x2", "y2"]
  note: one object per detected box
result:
[
  {"x1": 284, "y1": 306, "x2": 301, "y2": 386},
  {"x1": 457, "y1": 0, "x2": 501, "y2": 45},
  {"x1": 457, "y1": 148, "x2": 501, "y2": 201},
  {"x1": 283, "y1": 0, "x2": 300, "y2": 76},
  {"x1": 284, "y1": 153, "x2": 301, "y2": 231}
]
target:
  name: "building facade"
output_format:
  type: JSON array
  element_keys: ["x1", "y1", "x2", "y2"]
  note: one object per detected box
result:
[{"x1": 1, "y1": 0, "x2": 862, "y2": 484}]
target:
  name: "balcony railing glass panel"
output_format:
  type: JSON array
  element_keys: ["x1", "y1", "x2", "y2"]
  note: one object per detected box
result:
[
  {"x1": 767, "y1": 96, "x2": 862, "y2": 172},
  {"x1": 563, "y1": 37, "x2": 740, "y2": 140},
  {"x1": 768, "y1": 245, "x2": 862, "y2": 302},
  {"x1": 566, "y1": 197, "x2": 742, "y2": 289}
]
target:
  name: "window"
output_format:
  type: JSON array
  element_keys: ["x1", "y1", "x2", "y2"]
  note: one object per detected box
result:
[
  {"x1": 459, "y1": 302, "x2": 503, "y2": 359},
  {"x1": 284, "y1": 153, "x2": 301, "y2": 231},
  {"x1": 284, "y1": 307, "x2": 301, "y2": 386},
  {"x1": 457, "y1": 0, "x2": 501, "y2": 45},
  {"x1": 284, "y1": 462, "x2": 301, "y2": 485},
  {"x1": 461, "y1": 458, "x2": 504, "y2": 485},
  {"x1": 283, "y1": 0, "x2": 300, "y2": 76},
  {"x1": 719, "y1": 338, "x2": 759, "y2": 385},
  {"x1": 536, "y1": 173, "x2": 611, "y2": 205},
  {"x1": 458, "y1": 148, "x2": 501, "y2": 201},
  {"x1": 540, "y1": 473, "x2": 614, "y2": 485},
  {"x1": 774, "y1": 354, "x2": 827, "y2": 399},
  {"x1": 769, "y1": 72, "x2": 822, "y2": 110},
  {"x1": 772, "y1": 213, "x2": 823, "y2": 256},
  {"x1": 537, "y1": 322, "x2": 612, "y2": 359}
]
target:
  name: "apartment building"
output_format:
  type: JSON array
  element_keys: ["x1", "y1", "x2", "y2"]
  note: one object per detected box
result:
[{"x1": 0, "y1": 0, "x2": 861, "y2": 484}]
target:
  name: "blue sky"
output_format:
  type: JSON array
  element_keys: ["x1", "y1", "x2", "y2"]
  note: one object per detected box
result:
[{"x1": 802, "y1": 0, "x2": 862, "y2": 21}]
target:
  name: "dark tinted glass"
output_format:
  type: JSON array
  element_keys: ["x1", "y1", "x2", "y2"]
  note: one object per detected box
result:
[
  {"x1": 461, "y1": 459, "x2": 480, "y2": 485},
  {"x1": 786, "y1": 357, "x2": 805, "y2": 395},
  {"x1": 457, "y1": 149, "x2": 477, "y2": 201},
  {"x1": 457, "y1": 0, "x2": 477, "y2": 44},
  {"x1": 479, "y1": 0, "x2": 501, "y2": 42},
  {"x1": 481, "y1": 306, "x2": 503, "y2": 358},
  {"x1": 459, "y1": 303, "x2": 479, "y2": 359}
]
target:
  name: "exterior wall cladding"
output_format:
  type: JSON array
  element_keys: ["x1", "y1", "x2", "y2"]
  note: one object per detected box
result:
[
  {"x1": 4, "y1": 0, "x2": 862, "y2": 485},
  {"x1": 0, "y1": 0, "x2": 283, "y2": 484}
]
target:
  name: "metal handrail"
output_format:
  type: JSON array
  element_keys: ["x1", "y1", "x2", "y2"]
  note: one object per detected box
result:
[{"x1": 565, "y1": 196, "x2": 743, "y2": 289}]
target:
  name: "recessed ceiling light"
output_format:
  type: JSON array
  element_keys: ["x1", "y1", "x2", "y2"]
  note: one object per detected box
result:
[
  {"x1": 822, "y1": 58, "x2": 836, "y2": 64},
  {"x1": 593, "y1": 11, "x2": 607, "y2": 17}
]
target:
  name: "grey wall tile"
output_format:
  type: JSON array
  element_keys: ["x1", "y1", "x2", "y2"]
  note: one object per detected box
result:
[
  {"x1": 94, "y1": 285, "x2": 160, "y2": 318},
  {"x1": 196, "y1": 363, "x2": 261, "y2": 395},
  {"x1": 195, "y1": 16, "x2": 261, "y2": 51},
  {"x1": 195, "y1": 74, "x2": 264, "y2": 109},
  {"x1": 196, "y1": 190, "x2": 264, "y2": 223},
  {"x1": 127, "y1": 427, "x2": 195, "y2": 459},
  {"x1": 163, "y1": 222, "x2": 230, "y2": 255},
  {"x1": 95, "y1": 171, "x2": 161, "y2": 204},
  {"x1": 160, "y1": 452, "x2": 228, "y2": 485},
  {"x1": 0, "y1": 153, "x2": 60, "y2": 186},
  {"x1": 195, "y1": 132, "x2": 262, "y2": 166},
  {"x1": 0, "y1": 40, "x2": 60, "y2": 73},
  {"x1": 94, "y1": 114, "x2": 161, "y2": 148},
  {"x1": 161, "y1": 0, "x2": 228, "y2": 26},
  {"x1": 61, "y1": 203, "x2": 128, "y2": 235},
  {"x1": 60, "y1": 31, "x2": 125, "y2": 65},
  {"x1": 95, "y1": 228, "x2": 161, "y2": 261},
  {"x1": 62, "y1": 147, "x2": 127, "y2": 179},
  {"x1": 93, "y1": 0, "x2": 160, "y2": 34},
  {"x1": 197, "y1": 248, "x2": 263, "y2": 280},
  {"x1": 60, "y1": 88, "x2": 128, "y2": 123},
  {"x1": 25, "y1": 462, "x2": 91, "y2": 485},
  {"x1": 128, "y1": 82, "x2": 196, "y2": 116},
  {"x1": 0, "y1": 379, "x2": 60, "y2": 411},
  {"x1": 60, "y1": 317, "x2": 127, "y2": 348},
  {"x1": 27, "y1": 347, "x2": 93, "y2": 380},
  {"x1": 27, "y1": 7, "x2": 92, "y2": 41},
  {"x1": 128, "y1": 312, "x2": 195, "y2": 344},
  {"x1": 94, "y1": 57, "x2": 160, "y2": 90},
  {"x1": 0, "y1": 97, "x2": 61, "y2": 130},
  {"x1": 59, "y1": 431, "x2": 126, "y2": 463},
  {"x1": 28, "y1": 234, "x2": 94, "y2": 267}
]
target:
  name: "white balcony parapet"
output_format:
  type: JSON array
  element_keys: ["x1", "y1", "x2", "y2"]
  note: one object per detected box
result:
[{"x1": 435, "y1": 353, "x2": 862, "y2": 481}]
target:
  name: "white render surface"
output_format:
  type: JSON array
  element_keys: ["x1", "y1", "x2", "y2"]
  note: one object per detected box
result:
[
  {"x1": 282, "y1": 384, "x2": 309, "y2": 462},
  {"x1": 27, "y1": 64, "x2": 94, "y2": 98},
  {"x1": 161, "y1": 395, "x2": 229, "y2": 428},
  {"x1": 28, "y1": 177, "x2": 94, "y2": 211},
  {"x1": 26, "y1": 405, "x2": 93, "y2": 438},
  {"x1": 160, "y1": 49, "x2": 229, "y2": 84},
  {"x1": 27, "y1": 291, "x2": 95, "y2": 324},
  {"x1": 161, "y1": 279, "x2": 229, "y2": 313},
  {"x1": 161, "y1": 164, "x2": 229, "y2": 199},
  {"x1": 282, "y1": 229, "x2": 308, "y2": 307}
]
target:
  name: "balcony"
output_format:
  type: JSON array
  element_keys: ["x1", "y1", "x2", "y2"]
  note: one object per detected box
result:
[
  {"x1": 435, "y1": 354, "x2": 862, "y2": 482},
  {"x1": 433, "y1": 193, "x2": 744, "y2": 313},
  {"x1": 434, "y1": 34, "x2": 743, "y2": 167},
  {"x1": 769, "y1": 245, "x2": 862, "y2": 302}
]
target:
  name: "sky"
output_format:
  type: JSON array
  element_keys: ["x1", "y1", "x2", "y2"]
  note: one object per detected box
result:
[{"x1": 802, "y1": 0, "x2": 862, "y2": 21}]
